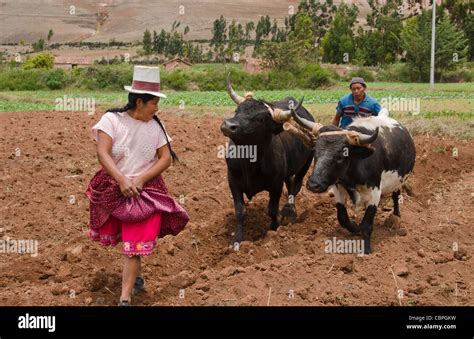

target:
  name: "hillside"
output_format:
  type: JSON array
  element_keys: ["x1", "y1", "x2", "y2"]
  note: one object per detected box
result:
[{"x1": 0, "y1": 0, "x2": 376, "y2": 43}]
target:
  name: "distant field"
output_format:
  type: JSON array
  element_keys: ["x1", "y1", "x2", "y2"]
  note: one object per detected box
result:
[
  {"x1": 1, "y1": 83, "x2": 472, "y2": 141},
  {"x1": 1, "y1": 82, "x2": 473, "y2": 112},
  {"x1": 0, "y1": 0, "x2": 372, "y2": 44}
]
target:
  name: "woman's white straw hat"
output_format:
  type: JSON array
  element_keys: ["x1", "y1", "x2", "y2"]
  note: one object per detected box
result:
[{"x1": 124, "y1": 65, "x2": 167, "y2": 99}]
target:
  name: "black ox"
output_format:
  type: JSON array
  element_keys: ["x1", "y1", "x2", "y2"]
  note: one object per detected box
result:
[{"x1": 220, "y1": 76, "x2": 314, "y2": 248}]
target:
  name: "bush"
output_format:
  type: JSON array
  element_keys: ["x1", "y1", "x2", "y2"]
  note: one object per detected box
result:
[
  {"x1": 32, "y1": 38, "x2": 45, "y2": 52},
  {"x1": 162, "y1": 70, "x2": 189, "y2": 91},
  {"x1": 77, "y1": 64, "x2": 133, "y2": 90},
  {"x1": 299, "y1": 63, "x2": 332, "y2": 89},
  {"x1": 376, "y1": 63, "x2": 413, "y2": 82},
  {"x1": 441, "y1": 68, "x2": 474, "y2": 82},
  {"x1": 0, "y1": 68, "x2": 47, "y2": 90},
  {"x1": 193, "y1": 67, "x2": 227, "y2": 91},
  {"x1": 348, "y1": 67, "x2": 375, "y2": 82},
  {"x1": 191, "y1": 66, "x2": 250, "y2": 91},
  {"x1": 266, "y1": 69, "x2": 299, "y2": 90},
  {"x1": 23, "y1": 52, "x2": 54, "y2": 70},
  {"x1": 261, "y1": 63, "x2": 333, "y2": 90},
  {"x1": 0, "y1": 62, "x2": 339, "y2": 92},
  {"x1": 43, "y1": 69, "x2": 68, "y2": 89}
]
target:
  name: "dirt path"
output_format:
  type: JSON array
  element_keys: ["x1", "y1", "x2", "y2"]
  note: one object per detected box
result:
[{"x1": 0, "y1": 111, "x2": 473, "y2": 306}]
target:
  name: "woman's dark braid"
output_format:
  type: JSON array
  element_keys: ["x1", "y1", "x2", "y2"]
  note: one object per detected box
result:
[{"x1": 152, "y1": 115, "x2": 179, "y2": 163}]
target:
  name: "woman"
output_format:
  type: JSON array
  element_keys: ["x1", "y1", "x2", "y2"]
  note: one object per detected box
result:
[{"x1": 85, "y1": 65, "x2": 189, "y2": 306}]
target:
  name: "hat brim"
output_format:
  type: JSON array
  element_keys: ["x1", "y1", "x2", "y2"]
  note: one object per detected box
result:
[{"x1": 124, "y1": 86, "x2": 167, "y2": 99}]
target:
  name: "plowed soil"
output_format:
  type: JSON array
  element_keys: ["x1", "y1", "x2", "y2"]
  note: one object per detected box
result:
[{"x1": 1, "y1": 110, "x2": 473, "y2": 306}]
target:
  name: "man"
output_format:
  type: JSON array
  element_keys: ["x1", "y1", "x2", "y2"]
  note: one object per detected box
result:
[
  {"x1": 332, "y1": 77, "x2": 382, "y2": 128},
  {"x1": 328, "y1": 77, "x2": 382, "y2": 198}
]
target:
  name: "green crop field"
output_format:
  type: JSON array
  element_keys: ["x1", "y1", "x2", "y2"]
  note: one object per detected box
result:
[
  {"x1": 1, "y1": 82, "x2": 473, "y2": 112},
  {"x1": 1, "y1": 82, "x2": 472, "y2": 140}
]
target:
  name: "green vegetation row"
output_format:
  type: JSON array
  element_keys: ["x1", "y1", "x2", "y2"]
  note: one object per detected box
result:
[
  {"x1": 2, "y1": 60, "x2": 474, "y2": 93},
  {"x1": 0, "y1": 62, "x2": 333, "y2": 91},
  {"x1": 1, "y1": 87, "x2": 473, "y2": 113}
]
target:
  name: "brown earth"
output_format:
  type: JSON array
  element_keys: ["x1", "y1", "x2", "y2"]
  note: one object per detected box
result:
[
  {"x1": 0, "y1": 110, "x2": 473, "y2": 306},
  {"x1": 0, "y1": 0, "x2": 373, "y2": 43}
]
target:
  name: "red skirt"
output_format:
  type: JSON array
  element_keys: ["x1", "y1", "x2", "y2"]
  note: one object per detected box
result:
[
  {"x1": 85, "y1": 169, "x2": 189, "y2": 255},
  {"x1": 89, "y1": 213, "x2": 162, "y2": 257}
]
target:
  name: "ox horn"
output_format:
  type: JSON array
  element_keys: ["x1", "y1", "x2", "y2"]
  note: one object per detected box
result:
[
  {"x1": 290, "y1": 100, "x2": 324, "y2": 135},
  {"x1": 226, "y1": 73, "x2": 245, "y2": 105},
  {"x1": 264, "y1": 99, "x2": 301, "y2": 123},
  {"x1": 355, "y1": 127, "x2": 379, "y2": 145}
]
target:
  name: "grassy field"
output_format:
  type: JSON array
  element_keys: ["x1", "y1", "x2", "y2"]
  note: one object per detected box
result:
[
  {"x1": 1, "y1": 82, "x2": 473, "y2": 111},
  {"x1": 1, "y1": 82, "x2": 472, "y2": 139}
]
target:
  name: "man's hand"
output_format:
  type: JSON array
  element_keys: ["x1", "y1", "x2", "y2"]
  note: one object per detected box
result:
[{"x1": 332, "y1": 113, "x2": 341, "y2": 127}]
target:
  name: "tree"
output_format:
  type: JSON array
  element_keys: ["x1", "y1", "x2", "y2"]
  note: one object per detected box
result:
[
  {"x1": 434, "y1": 15, "x2": 469, "y2": 81},
  {"x1": 400, "y1": 11, "x2": 468, "y2": 81},
  {"x1": 226, "y1": 20, "x2": 245, "y2": 61},
  {"x1": 288, "y1": 12, "x2": 315, "y2": 61},
  {"x1": 357, "y1": 0, "x2": 403, "y2": 66},
  {"x1": 273, "y1": 28, "x2": 287, "y2": 43},
  {"x1": 142, "y1": 29, "x2": 152, "y2": 55},
  {"x1": 171, "y1": 20, "x2": 181, "y2": 32},
  {"x1": 47, "y1": 29, "x2": 54, "y2": 42},
  {"x1": 270, "y1": 19, "x2": 278, "y2": 41},
  {"x1": 290, "y1": 0, "x2": 338, "y2": 44},
  {"x1": 32, "y1": 38, "x2": 45, "y2": 52},
  {"x1": 152, "y1": 30, "x2": 159, "y2": 53},
  {"x1": 205, "y1": 49, "x2": 214, "y2": 62},
  {"x1": 400, "y1": 15, "x2": 430, "y2": 81},
  {"x1": 154, "y1": 29, "x2": 167, "y2": 54},
  {"x1": 259, "y1": 40, "x2": 301, "y2": 70},
  {"x1": 166, "y1": 31, "x2": 185, "y2": 57},
  {"x1": 245, "y1": 21, "x2": 254, "y2": 42},
  {"x1": 185, "y1": 42, "x2": 204, "y2": 63},
  {"x1": 254, "y1": 15, "x2": 272, "y2": 51},
  {"x1": 320, "y1": 4, "x2": 359, "y2": 64},
  {"x1": 441, "y1": 0, "x2": 474, "y2": 61},
  {"x1": 210, "y1": 15, "x2": 227, "y2": 61}
]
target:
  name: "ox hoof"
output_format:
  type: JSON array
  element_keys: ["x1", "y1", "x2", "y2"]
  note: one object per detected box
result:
[
  {"x1": 232, "y1": 242, "x2": 240, "y2": 252},
  {"x1": 343, "y1": 220, "x2": 360, "y2": 234},
  {"x1": 232, "y1": 233, "x2": 243, "y2": 249},
  {"x1": 280, "y1": 204, "x2": 297, "y2": 225},
  {"x1": 363, "y1": 244, "x2": 372, "y2": 255},
  {"x1": 269, "y1": 221, "x2": 279, "y2": 231}
]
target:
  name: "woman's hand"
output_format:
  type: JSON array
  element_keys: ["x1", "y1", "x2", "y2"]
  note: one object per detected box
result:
[
  {"x1": 132, "y1": 176, "x2": 146, "y2": 192},
  {"x1": 118, "y1": 176, "x2": 139, "y2": 198}
]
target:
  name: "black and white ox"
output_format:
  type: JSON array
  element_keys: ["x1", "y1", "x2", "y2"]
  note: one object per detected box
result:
[
  {"x1": 220, "y1": 75, "x2": 314, "y2": 248},
  {"x1": 289, "y1": 106, "x2": 416, "y2": 254}
]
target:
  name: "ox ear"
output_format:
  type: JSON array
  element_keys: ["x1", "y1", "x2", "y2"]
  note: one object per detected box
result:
[
  {"x1": 349, "y1": 145, "x2": 375, "y2": 159},
  {"x1": 262, "y1": 101, "x2": 284, "y2": 134},
  {"x1": 269, "y1": 119, "x2": 284, "y2": 134}
]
